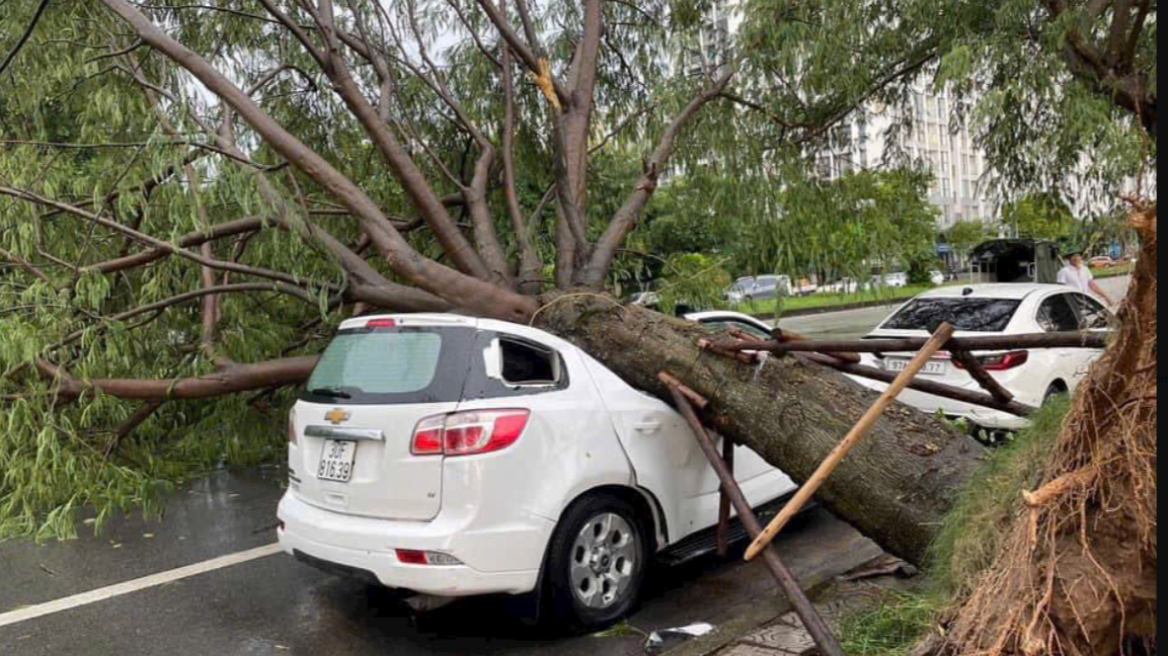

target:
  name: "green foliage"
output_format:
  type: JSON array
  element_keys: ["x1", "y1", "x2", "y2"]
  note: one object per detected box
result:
[
  {"x1": 945, "y1": 219, "x2": 995, "y2": 261},
  {"x1": 736, "y1": 168, "x2": 940, "y2": 282},
  {"x1": 840, "y1": 593, "x2": 938, "y2": 656},
  {"x1": 738, "y1": 0, "x2": 1156, "y2": 206},
  {"x1": 929, "y1": 397, "x2": 1070, "y2": 597},
  {"x1": 1001, "y1": 193, "x2": 1077, "y2": 242}
]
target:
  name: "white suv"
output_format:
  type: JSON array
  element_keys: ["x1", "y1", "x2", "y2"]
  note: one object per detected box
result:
[{"x1": 278, "y1": 314, "x2": 795, "y2": 629}]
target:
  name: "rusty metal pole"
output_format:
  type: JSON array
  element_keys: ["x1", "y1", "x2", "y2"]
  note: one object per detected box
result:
[
  {"x1": 664, "y1": 383, "x2": 845, "y2": 656},
  {"x1": 717, "y1": 435, "x2": 736, "y2": 558}
]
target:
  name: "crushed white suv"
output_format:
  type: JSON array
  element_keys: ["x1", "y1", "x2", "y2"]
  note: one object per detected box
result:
[{"x1": 278, "y1": 314, "x2": 796, "y2": 629}]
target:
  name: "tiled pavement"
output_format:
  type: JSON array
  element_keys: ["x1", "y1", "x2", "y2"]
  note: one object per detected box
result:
[{"x1": 710, "y1": 568, "x2": 916, "y2": 656}]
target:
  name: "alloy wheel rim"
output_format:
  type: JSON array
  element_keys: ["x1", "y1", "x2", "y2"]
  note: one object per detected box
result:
[{"x1": 570, "y1": 513, "x2": 639, "y2": 610}]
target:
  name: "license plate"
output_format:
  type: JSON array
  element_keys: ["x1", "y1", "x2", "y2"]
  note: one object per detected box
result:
[
  {"x1": 887, "y1": 359, "x2": 948, "y2": 376},
  {"x1": 318, "y1": 440, "x2": 357, "y2": 483}
]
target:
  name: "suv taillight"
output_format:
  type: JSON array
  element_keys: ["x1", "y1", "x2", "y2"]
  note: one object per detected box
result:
[
  {"x1": 955, "y1": 351, "x2": 1031, "y2": 372},
  {"x1": 411, "y1": 410, "x2": 531, "y2": 457},
  {"x1": 288, "y1": 410, "x2": 298, "y2": 445}
]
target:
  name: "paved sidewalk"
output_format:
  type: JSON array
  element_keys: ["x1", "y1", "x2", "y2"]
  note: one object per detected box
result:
[{"x1": 669, "y1": 558, "x2": 921, "y2": 656}]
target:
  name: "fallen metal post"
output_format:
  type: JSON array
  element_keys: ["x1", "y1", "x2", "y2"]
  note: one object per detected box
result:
[{"x1": 662, "y1": 378, "x2": 845, "y2": 656}]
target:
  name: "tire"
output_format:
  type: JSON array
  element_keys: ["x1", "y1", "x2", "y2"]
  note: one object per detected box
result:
[{"x1": 540, "y1": 493, "x2": 650, "y2": 632}]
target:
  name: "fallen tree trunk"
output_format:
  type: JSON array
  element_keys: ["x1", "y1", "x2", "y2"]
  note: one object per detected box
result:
[{"x1": 535, "y1": 299, "x2": 987, "y2": 566}]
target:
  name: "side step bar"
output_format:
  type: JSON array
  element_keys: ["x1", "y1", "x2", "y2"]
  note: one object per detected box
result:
[{"x1": 657, "y1": 493, "x2": 815, "y2": 568}]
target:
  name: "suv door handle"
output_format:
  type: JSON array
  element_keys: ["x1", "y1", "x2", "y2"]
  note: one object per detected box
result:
[{"x1": 634, "y1": 421, "x2": 663, "y2": 435}]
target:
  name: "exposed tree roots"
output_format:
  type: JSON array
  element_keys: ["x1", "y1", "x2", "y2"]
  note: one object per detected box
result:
[{"x1": 931, "y1": 206, "x2": 1158, "y2": 656}]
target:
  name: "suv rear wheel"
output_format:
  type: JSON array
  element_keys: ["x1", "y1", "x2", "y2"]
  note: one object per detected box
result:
[{"x1": 541, "y1": 493, "x2": 649, "y2": 632}]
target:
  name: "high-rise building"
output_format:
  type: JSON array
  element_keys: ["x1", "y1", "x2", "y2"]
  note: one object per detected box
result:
[
  {"x1": 820, "y1": 91, "x2": 996, "y2": 231},
  {"x1": 685, "y1": 0, "x2": 998, "y2": 234}
]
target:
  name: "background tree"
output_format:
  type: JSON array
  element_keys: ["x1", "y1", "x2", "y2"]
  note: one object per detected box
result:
[
  {"x1": 1002, "y1": 193, "x2": 1078, "y2": 242},
  {"x1": 736, "y1": 168, "x2": 940, "y2": 288},
  {"x1": 946, "y1": 218, "x2": 996, "y2": 266}
]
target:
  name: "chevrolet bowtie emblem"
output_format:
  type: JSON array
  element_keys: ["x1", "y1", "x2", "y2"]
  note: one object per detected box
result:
[{"x1": 325, "y1": 409, "x2": 352, "y2": 426}]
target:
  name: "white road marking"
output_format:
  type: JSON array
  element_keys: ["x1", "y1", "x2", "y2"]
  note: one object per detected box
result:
[{"x1": 0, "y1": 543, "x2": 283, "y2": 629}]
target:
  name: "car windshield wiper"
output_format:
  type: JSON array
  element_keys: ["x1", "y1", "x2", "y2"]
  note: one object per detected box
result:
[{"x1": 309, "y1": 387, "x2": 352, "y2": 400}]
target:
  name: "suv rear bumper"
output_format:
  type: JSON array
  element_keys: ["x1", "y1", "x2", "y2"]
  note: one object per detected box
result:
[{"x1": 277, "y1": 492, "x2": 547, "y2": 597}]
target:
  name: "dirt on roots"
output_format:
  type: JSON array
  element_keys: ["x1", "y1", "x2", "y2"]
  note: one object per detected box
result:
[{"x1": 932, "y1": 205, "x2": 1158, "y2": 656}]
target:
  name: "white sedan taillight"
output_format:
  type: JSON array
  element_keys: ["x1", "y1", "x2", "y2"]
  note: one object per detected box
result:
[
  {"x1": 411, "y1": 410, "x2": 531, "y2": 457},
  {"x1": 288, "y1": 409, "x2": 298, "y2": 445}
]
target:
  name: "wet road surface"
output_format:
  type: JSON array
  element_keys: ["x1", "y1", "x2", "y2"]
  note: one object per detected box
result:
[{"x1": 0, "y1": 469, "x2": 881, "y2": 656}]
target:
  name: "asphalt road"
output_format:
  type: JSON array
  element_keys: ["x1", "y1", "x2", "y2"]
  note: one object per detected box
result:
[
  {"x1": 0, "y1": 469, "x2": 882, "y2": 656},
  {"x1": 778, "y1": 276, "x2": 1132, "y2": 341}
]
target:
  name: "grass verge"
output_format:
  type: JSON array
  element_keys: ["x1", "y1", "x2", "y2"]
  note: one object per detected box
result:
[
  {"x1": 731, "y1": 284, "x2": 944, "y2": 317},
  {"x1": 837, "y1": 397, "x2": 1072, "y2": 655}
]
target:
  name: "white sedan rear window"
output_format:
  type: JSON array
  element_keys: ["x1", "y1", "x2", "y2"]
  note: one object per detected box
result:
[{"x1": 884, "y1": 299, "x2": 1021, "y2": 332}]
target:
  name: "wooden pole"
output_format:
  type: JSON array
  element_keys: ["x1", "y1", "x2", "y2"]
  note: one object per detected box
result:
[
  {"x1": 758, "y1": 331, "x2": 1108, "y2": 356},
  {"x1": 744, "y1": 323, "x2": 958, "y2": 562},
  {"x1": 799, "y1": 352, "x2": 1035, "y2": 417},
  {"x1": 950, "y1": 349, "x2": 1016, "y2": 404},
  {"x1": 717, "y1": 435, "x2": 736, "y2": 558},
  {"x1": 663, "y1": 379, "x2": 845, "y2": 656}
]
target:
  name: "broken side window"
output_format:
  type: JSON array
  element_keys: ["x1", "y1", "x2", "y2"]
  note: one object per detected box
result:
[{"x1": 500, "y1": 339, "x2": 560, "y2": 386}]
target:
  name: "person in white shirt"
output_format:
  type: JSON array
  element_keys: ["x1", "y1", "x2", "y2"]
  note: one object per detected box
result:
[{"x1": 1058, "y1": 251, "x2": 1116, "y2": 306}]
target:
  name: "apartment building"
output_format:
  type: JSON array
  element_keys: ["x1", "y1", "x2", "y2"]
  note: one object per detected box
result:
[{"x1": 688, "y1": 0, "x2": 998, "y2": 234}]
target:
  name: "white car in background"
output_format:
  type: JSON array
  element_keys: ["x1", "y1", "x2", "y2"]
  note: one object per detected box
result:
[
  {"x1": 278, "y1": 313, "x2": 796, "y2": 630},
  {"x1": 850, "y1": 284, "x2": 1115, "y2": 431}
]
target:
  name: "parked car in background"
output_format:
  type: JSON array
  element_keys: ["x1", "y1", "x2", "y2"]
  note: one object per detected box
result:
[
  {"x1": 818, "y1": 278, "x2": 867, "y2": 295},
  {"x1": 1089, "y1": 256, "x2": 1118, "y2": 269},
  {"x1": 870, "y1": 272, "x2": 910, "y2": 289},
  {"x1": 725, "y1": 275, "x2": 793, "y2": 304},
  {"x1": 884, "y1": 272, "x2": 910, "y2": 288},
  {"x1": 686, "y1": 310, "x2": 775, "y2": 341},
  {"x1": 279, "y1": 314, "x2": 797, "y2": 630},
  {"x1": 849, "y1": 284, "x2": 1115, "y2": 431}
]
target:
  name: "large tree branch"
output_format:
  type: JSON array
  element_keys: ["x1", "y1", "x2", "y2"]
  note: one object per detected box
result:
[
  {"x1": 301, "y1": 0, "x2": 495, "y2": 281},
  {"x1": 501, "y1": 16, "x2": 546, "y2": 296},
  {"x1": 1042, "y1": 0, "x2": 1158, "y2": 137},
  {"x1": 38, "y1": 356, "x2": 320, "y2": 402},
  {"x1": 579, "y1": 72, "x2": 735, "y2": 287},
  {"x1": 473, "y1": 0, "x2": 573, "y2": 107},
  {"x1": 97, "y1": 0, "x2": 539, "y2": 323}
]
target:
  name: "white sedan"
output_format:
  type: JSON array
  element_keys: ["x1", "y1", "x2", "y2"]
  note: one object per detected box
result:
[
  {"x1": 849, "y1": 284, "x2": 1115, "y2": 431},
  {"x1": 278, "y1": 313, "x2": 796, "y2": 630}
]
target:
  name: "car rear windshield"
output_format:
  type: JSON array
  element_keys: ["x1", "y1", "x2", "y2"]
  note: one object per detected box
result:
[
  {"x1": 882, "y1": 299, "x2": 1021, "y2": 333},
  {"x1": 303, "y1": 327, "x2": 474, "y2": 405}
]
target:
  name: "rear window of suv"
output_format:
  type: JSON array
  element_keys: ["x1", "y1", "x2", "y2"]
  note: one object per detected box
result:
[
  {"x1": 303, "y1": 327, "x2": 475, "y2": 405},
  {"x1": 882, "y1": 298, "x2": 1021, "y2": 333}
]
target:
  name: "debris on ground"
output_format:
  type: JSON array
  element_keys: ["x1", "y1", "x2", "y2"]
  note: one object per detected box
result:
[{"x1": 645, "y1": 623, "x2": 717, "y2": 653}]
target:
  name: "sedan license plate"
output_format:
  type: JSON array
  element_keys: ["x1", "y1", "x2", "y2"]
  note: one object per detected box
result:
[
  {"x1": 318, "y1": 440, "x2": 357, "y2": 483},
  {"x1": 887, "y1": 359, "x2": 948, "y2": 376}
]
